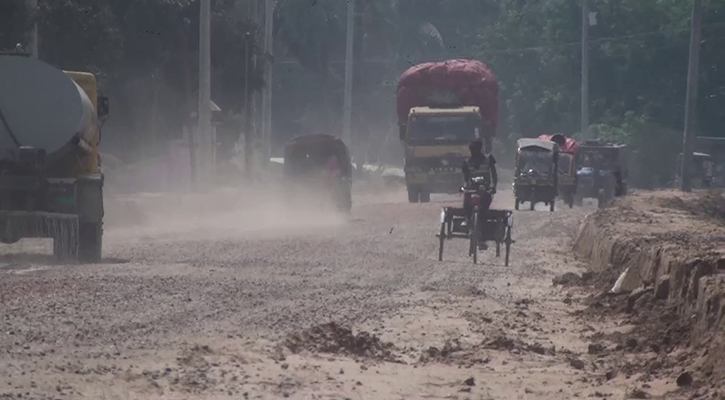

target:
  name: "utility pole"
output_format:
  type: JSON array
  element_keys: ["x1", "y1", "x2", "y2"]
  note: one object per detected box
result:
[
  {"x1": 680, "y1": 0, "x2": 703, "y2": 193},
  {"x1": 342, "y1": 0, "x2": 355, "y2": 148},
  {"x1": 580, "y1": 0, "x2": 590, "y2": 139},
  {"x1": 26, "y1": 0, "x2": 38, "y2": 59},
  {"x1": 261, "y1": 0, "x2": 273, "y2": 170},
  {"x1": 244, "y1": 32, "x2": 253, "y2": 178},
  {"x1": 199, "y1": 0, "x2": 212, "y2": 188}
]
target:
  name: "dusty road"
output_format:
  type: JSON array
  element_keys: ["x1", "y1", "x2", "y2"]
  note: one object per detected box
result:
[{"x1": 0, "y1": 188, "x2": 677, "y2": 399}]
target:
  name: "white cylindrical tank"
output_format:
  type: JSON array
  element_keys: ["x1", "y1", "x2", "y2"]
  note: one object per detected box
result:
[{"x1": 0, "y1": 55, "x2": 97, "y2": 159}]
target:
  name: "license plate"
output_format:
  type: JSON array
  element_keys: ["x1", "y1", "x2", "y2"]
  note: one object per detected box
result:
[{"x1": 55, "y1": 195, "x2": 75, "y2": 206}]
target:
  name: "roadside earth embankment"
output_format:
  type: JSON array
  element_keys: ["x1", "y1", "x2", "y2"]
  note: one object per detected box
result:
[{"x1": 573, "y1": 190, "x2": 725, "y2": 399}]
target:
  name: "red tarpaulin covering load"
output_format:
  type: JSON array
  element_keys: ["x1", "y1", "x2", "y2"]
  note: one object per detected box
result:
[
  {"x1": 396, "y1": 59, "x2": 499, "y2": 137},
  {"x1": 538, "y1": 134, "x2": 579, "y2": 153}
]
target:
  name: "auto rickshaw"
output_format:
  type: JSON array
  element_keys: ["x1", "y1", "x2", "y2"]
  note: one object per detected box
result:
[
  {"x1": 674, "y1": 152, "x2": 713, "y2": 189},
  {"x1": 283, "y1": 134, "x2": 353, "y2": 212},
  {"x1": 513, "y1": 139, "x2": 559, "y2": 212}
]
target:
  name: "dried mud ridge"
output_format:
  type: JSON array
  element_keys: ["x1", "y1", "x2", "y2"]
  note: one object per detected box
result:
[
  {"x1": 282, "y1": 322, "x2": 399, "y2": 362},
  {"x1": 572, "y1": 190, "x2": 725, "y2": 399}
]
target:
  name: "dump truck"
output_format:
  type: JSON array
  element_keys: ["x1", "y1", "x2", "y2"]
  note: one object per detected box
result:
[
  {"x1": 397, "y1": 59, "x2": 499, "y2": 203},
  {"x1": 538, "y1": 134, "x2": 579, "y2": 208},
  {"x1": 0, "y1": 53, "x2": 108, "y2": 261}
]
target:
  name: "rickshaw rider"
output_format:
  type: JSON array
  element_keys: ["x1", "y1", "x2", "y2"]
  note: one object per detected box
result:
[{"x1": 461, "y1": 140, "x2": 498, "y2": 247}]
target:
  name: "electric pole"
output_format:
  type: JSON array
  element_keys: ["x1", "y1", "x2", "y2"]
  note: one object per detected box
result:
[
  {"x1": 261, "y1": 0, "x2": 273, "y2": 170},
  {"x1": 199, "y1": 0, "x2": 212, "y2": 188},
  {"x1": 581, "y1": 0, "x2": 590, "y2": 140},
  {"x1": 680, "y1": 0, "x2": 703, "y2": 193},
  {"x1": 26, "y1": 0, "x2": 38, "y2": 59},
  {"x1": 244, "y1": 31, "x2": 253, "y2": 178},
  {"x1": 342, "y1": 0, "x2": 355, "y2": 148}
]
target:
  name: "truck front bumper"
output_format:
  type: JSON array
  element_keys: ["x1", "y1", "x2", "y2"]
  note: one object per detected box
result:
[
  {"x1": 0, "y1": 211, "x2": 78, "y2": 243},
  {"x1": 406, "y1": 171, "x2": 461, "y2": 194}
]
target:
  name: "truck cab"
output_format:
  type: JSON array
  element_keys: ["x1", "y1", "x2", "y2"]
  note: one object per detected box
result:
[{"x1": 400, "y1": 106, "x2": 485, "y2": 203}]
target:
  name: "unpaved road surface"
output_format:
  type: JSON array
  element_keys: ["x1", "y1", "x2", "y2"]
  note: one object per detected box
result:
[{"x1": 0, "y1": 188, "x2": 677, "y2": 399}]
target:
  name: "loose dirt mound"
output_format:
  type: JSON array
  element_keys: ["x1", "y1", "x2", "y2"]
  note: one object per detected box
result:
[
  {"x1": 283, "y1": 322, "x2": 398, "y2": 362},
  {"x1": 659, "y1": 190, "x2": 725, "y2": 223},
  {"x1": 574, "y1": 190, "x2": 725, "y2": 398}
]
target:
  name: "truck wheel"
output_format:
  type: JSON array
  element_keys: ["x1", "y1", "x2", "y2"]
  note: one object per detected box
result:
[
  {"x1": 550, "y1": 201, "x2": 555, "y2": 212},
  {"x1": 407, "y1": 187, "x2": 419, "y2": 203},
  {"x1": 78, "y1": 222, "x2": 103, "y2": 262},
  {"x1": 419, "y1": 190, "x2": 431, "y2": 203}
]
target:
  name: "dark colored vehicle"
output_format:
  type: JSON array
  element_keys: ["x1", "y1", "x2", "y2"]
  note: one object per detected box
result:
[
  {"x1": 674, "y1": 152, "x2": 713, "y2": 189},
  {"x1": 283, "y1": 134, "x2": 353, "y2": 213},
  {"x1": 437, "y1": 175, "x2": 514, "y2": 266},
  {"x1": 514, "y1": 139, "x2": 559, "y2": 212},
  {"x1": 0, "y1": 54, "x2": 108, "y2": 261},
  {"x1": 695, "y1": 137, "x2": 725, "y2": 187},
  {"x1": 575, "y1": 140, "x2": 629, "y2": 208}
]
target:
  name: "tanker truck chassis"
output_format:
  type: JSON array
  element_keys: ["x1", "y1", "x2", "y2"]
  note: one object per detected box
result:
[
  {"x1": 0, "y1": 54, "x2": 107, "y2": 262},
  {"x1": 0, "y1": 170, "x2": 103, "y2": 260}
]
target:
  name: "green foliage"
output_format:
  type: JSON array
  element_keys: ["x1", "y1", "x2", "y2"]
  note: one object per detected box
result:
[
  {"x1": 270, "y1": 0, "x2": 725, "y2": 181},
  {"x1": 3, "y1": 0, "x2": 725, "y2": 184},
  {"x1": 0, "y1": 0, "x2": 31, "y2": 50}
]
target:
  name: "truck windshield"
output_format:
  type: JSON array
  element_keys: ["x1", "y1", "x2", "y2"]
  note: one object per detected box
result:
[
  {"x1": 579, "y1": 152, "x2": 614, "y2": 169},
  {"x1": 408, "y1": 115, "x2": 477, "y2": 143}
]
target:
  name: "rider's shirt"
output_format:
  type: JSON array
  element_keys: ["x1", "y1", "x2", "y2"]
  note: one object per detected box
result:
[{"x1": 463, "y1": 154, "x2": 496, "y2": 189}]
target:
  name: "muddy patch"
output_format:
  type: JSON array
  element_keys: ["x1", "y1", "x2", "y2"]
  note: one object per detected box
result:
[
  {"x1": 659, "y1": 190, "x2": 725, "y2": 223},
  {"x1": 283, "y1": 322, "x2": 399, "y2": 362}
]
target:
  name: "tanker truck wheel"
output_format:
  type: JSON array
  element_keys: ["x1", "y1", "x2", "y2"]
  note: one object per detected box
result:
[
  {"x1": 78, "y1": 222, "x2": 103, "y2": 262},
  {"x1": 78, "y1": 222, "x2": 103, "y2": 263},
  {"x1": 419, "y1": 189, "x2": 431, "y2": 203},
  {"x1": 407, "y1": 187, "x2": 419, "y2": 203}
]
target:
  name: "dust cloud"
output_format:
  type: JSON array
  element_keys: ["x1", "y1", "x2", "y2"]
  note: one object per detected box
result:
[{"x1": 104, "y1": 182, "x2": 348, "y2": 241}]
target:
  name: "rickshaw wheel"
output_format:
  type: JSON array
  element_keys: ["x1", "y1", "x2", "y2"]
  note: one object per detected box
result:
[
  {"x1": 505, "y1": 225, "x2": 512, "y2": 267},
  {"x1": 438, "y1": 222, "x2": 446, "y2": 261},
  {"x1": 495, "y1": 236, "x2": 501, "y2": 258},
  {"x1": 514, "y1": 199, "x2": 519, "y2": 210},
  {"x1": 530, "y1": 201, "x2": 535, "y2": 211},
  {"x1": 549, "y1": 201, "x2": 555, "y2": 212},
  {"x1": 470, "y1": 210, "x2": 480, "y2": 265}
]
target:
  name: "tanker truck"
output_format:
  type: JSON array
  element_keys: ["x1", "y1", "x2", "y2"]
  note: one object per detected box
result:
[
  {"x1": 0, "y1": 53, "x2": 108, "y2": 261},
  {"x1": 397, "y1": 59, "x2": 499, "y2": 203}
]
